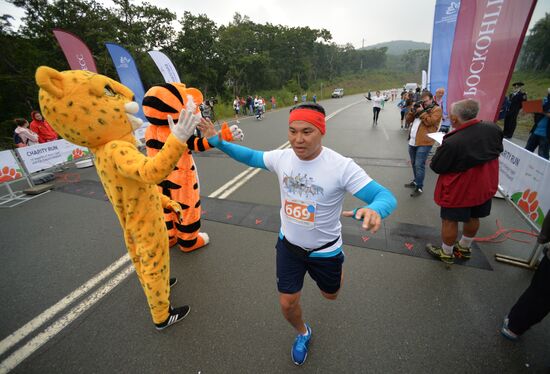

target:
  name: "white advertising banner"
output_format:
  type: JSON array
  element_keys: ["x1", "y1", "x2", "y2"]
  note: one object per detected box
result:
[
  {"x1": 499, "y1": 139, "x2": 550, "y2": 228},
  {"x1": 148, "y1": 50, "x2": 181, "y2": 83},
  {"x1": 16, "y1": 139, "x2": 91, "y2": 174},
  {"x1": 0, "y1": 150, "x2": 24, "y2": 183}
]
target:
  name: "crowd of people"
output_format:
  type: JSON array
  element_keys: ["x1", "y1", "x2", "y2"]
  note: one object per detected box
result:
[
  {"x1": 12, "y1": 110, "x2": 59, "y2": 147},
  {"x1": 229, "y1": 95, "x2": 276, "y2": 122}
]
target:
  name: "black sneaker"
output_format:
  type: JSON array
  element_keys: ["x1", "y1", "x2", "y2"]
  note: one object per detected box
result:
[
  {"x1": 404, "y1": 181, "x2": 416, "y2": 188},
  {"x1": 155, "y1": 305, "x2": 190, "y2": 331},
  {"x1": 410, "y1": 187, "x2": 423, "y2": 197},
  {"x1": 169, "y1": 277, "x2": 177, "y2": 288}
]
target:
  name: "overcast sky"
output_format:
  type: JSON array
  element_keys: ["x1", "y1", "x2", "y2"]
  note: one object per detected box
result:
[{"x1": 1, "y1": 0, "x2": 549, "y2": 48}]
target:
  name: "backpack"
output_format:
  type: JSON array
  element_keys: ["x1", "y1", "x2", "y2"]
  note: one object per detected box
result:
[{"x1": 13, "y1": 132, "x2": 25, "y2": 145}]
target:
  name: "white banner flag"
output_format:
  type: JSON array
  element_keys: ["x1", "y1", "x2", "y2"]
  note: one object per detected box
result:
[
  {"x1": 16, "y1": 139, "x2": 91, "y2": 174},
  {"x1": 148, "y1": 50, "x2": 181, "y2": 83},
  {"x1": 499, "y1": 139, "x2": 550, "y2": 228},
  {"x1": 0, "y1": 150, "x2": 24, "y2": 183}
]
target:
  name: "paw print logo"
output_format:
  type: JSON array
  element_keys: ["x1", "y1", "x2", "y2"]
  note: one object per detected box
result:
[
  {"x1": 67, "y1": 148, "x2": 89, "y2": 161},
  {"x1": 512, "y1": 189, "x2": 545, "y2": 226},
  {"x1": 0, "y1": 166, "x2": 22, "y2": 182},
  {"x1": 72, "y1": 149, "x2": 84, "y2": 159}
]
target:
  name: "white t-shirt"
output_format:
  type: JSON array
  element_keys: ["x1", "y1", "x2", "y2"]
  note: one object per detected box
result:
[
  {"x1": 371, "y1": 95, "x2": 386, "y2": 108},
  {"x1": 263, "y1": 147, "x2": 372, "y2": 255},
  {"x1": 408, "y1": 118, "x2": 422, "y2": 146}
]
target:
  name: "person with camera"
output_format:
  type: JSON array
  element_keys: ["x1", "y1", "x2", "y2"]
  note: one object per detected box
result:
[
  {"x1": 404, "y1": 91, "x2": 442, "y2": 197},
  {"x1": 426, "y1": 99, "x2": 503, "y2": 264}
]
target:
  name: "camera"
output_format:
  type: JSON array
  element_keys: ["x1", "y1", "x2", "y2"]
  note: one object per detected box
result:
[{"x1": 413, "y1": 101, "x2": 423, "y2": 109}]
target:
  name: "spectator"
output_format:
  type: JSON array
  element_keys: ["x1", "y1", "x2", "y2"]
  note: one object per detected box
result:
[
  {"x1": 426, "y1": 99, "x2": 503, "y2": 264},
  {"x1": 294, "y1": 95, "x2": 298, "y2": 105},
  {"x1": 240, "y1": 96, "x2": 246, "y2": 115},
  {"x1": 397, "y1": 96, "x2": 408, "y2": 129},
  {"x1": 14, "y1": 118, "x2": 39, "y2": 147},
  {"x1": 503, "y1": 82, "x2": 527, "y2": 139},
  {"x1": 271, "y1": 96, "x2": 276, "y2": 109},
  {"x1": 501, "y1": 209, "x2": 550, "y2": 341},
  {"x1": 301, "y1": 93, "x2": 307, "y2": 103},
  {"x1": 247, "y1": 95, "x2": 254, "y2": 115},
  {"x1": 29, "y1": 111, "x2": 58, "y2": 143},
  {"x1": 233, "y1": 96, "x2": 241, "y2": 124},
  {"x1": 524, "y1": 88, "x2": 550, "y2": 160},
  {"x1": 313, "y1": 94, "x2": 317, "y2": 104},
  {"x1": 413, "y1": 87, "x2": 422, "y2": 102},
  {"x1": 404, "y1": 91, "x2": 442, "y2": 197},
  {"x1": 433, "y1": 88, "x2": 449, "y2": 133}
]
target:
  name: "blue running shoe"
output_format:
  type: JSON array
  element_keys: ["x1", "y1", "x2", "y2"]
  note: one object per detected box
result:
[{"x1": 291, "y1": 324, "x2": 312, "y2": 365}]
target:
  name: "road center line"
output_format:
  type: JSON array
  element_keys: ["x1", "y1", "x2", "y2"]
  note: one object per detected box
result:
[
  {"x1": 0, "y1": 254, "x2": 130, "y2": 358},
  {"x1": 0, "y1": 264, "x2": 135, "y2": 373}
]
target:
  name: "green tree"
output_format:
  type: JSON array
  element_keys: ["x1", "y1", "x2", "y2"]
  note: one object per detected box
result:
[{"x1": 520, "y1": 13, "x2": 550, "y2": 72}]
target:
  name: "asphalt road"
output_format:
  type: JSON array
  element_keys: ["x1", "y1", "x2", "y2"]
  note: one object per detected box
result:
[{"x1": 1, "y1": 93, "x2": 548, "y2": 373}]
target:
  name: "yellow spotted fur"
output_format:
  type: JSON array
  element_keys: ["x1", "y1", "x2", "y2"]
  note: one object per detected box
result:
[{"x1": 35, "y1": 66, "x2": 188, "y2": 324}]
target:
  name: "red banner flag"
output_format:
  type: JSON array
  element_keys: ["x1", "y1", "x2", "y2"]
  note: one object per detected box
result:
[
  {"x1": 52, "y1": 29, "x2": 98, "y2": 72},
  {"x1": 446, "y1": 0, "x2": 537, "y2": 122}
]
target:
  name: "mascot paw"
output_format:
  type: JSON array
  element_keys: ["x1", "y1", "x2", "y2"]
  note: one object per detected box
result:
[
  {"x1": 229, "y1": 125, "x2": 244, "y2": 142},
  {"x1": 179, "y1": 232, "x2": 210, "y2": 253}
]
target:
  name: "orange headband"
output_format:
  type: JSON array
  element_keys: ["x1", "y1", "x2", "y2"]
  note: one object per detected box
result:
[{"x1": 288, "y1": 108, "x2": 326, "y2": 134}]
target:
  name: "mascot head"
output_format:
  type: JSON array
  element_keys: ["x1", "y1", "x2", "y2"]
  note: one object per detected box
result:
[
  {"x1": 35, "y1": 66, "x2": 143, "y2": 148},
  {"x1": 142, "y1": 83, "x2": 203, "y2": 126}
]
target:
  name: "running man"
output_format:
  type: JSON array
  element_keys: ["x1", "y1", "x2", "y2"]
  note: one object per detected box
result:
[
  {"x1": 199, "y1": 102, "x2": 397, "y2": 365},
  {"x1": 365, "y1": 91, "x2": 389, "y2": 126}
]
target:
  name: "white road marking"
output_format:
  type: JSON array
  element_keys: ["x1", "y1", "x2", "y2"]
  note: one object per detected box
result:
[
  {"x1": 0, "y1": 264, "x2": 135, "y2": 373},
  {"x1": 0, "y1": 254, "x2": 130, "y2": 357}
]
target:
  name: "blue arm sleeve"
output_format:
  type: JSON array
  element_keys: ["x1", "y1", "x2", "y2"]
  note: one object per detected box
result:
[
  {"x1": 352, "y1": 180, "x2": 397, "y2": 219},
  {"x1": 207, "y1": 135, "x2": 267, "y2": 170}
]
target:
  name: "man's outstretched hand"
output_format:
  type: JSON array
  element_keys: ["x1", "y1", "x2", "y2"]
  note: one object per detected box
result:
[{"x1": 342, "y1": 208, "x2": 381, "y2": 233}]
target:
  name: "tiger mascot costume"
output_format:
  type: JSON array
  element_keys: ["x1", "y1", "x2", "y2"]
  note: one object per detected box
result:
[
  {"x1": 35, "y1": 67, "x2": 201, "y2": 330},
  {"x1": 142, "y1": 83, "x2": 243, "y2": 252}
]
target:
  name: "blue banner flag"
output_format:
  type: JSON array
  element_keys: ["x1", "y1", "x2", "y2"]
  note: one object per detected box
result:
[
  {"x1": 105, "y1": 43, "x2": 146, "y2": 121},
  {"x1": 428, "y1": 0, "x2": 460, "y2": 128}
]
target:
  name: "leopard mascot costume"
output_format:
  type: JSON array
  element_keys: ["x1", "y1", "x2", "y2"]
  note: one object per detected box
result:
[
  {"x1": 35, "y1": 67, "x2": 201, "y2": 330},
  {"x1": 142, "y1": 83, "x2": 243, "y2": 252}
]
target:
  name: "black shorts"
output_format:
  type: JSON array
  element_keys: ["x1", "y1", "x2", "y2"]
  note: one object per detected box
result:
[
  {"x1": 400, "y1": 111, "x2": 406, "y2": 120},
  {"x1": 440, "y1": 198, "x2": 492, "y2": 222},
  {"x1": 275, "y1": 237, "x2": 344, "y2": 295}
]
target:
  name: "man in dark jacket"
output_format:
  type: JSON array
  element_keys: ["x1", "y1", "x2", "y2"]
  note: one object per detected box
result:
[
  {"x1": 503, "y1": 82, "x2": 527, "y2": 139},
  {"x1": 426, "y1": 99, "x2": 503, "y2": 264}
]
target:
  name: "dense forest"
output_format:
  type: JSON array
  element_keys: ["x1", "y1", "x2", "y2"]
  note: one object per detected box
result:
[{"x1": 0, "y1": 0, "x2": 393, "y2": 121}]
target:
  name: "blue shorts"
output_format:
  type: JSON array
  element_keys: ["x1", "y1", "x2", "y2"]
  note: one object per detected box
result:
[{"x1": 276, "y1": 237, "x2": 344, "y2": 295}]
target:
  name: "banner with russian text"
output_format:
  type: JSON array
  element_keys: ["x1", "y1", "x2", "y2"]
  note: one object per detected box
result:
[
  {"x1": 105, "y1": 43, "x2": 146, "y2": 121},
  {"x1": 0, "y1": 150, "x2": 24, "y2": 183},
  {"x1": 148, "y1": 50, "x2": 181, "y2": 83},
  {"x1": 53, "y1": 29, "x2": 98, "y2": 72},
  {"x1": 16, "y1": 140, "x2": 90, "y2": 174},
  {"x1": 499, "y1": 139, "x2": 549, "y2": 228},
  {"x1": 446, "y1": 0, "x2": 537, "y2": 122},
  {"x1": 428, "y1": 0, "x2": 460, "y2": 127}
]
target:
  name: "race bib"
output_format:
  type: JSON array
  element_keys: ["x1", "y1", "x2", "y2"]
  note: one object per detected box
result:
[{"x1": 284, "y1": 199, "x2": 316, "y2": 228}]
